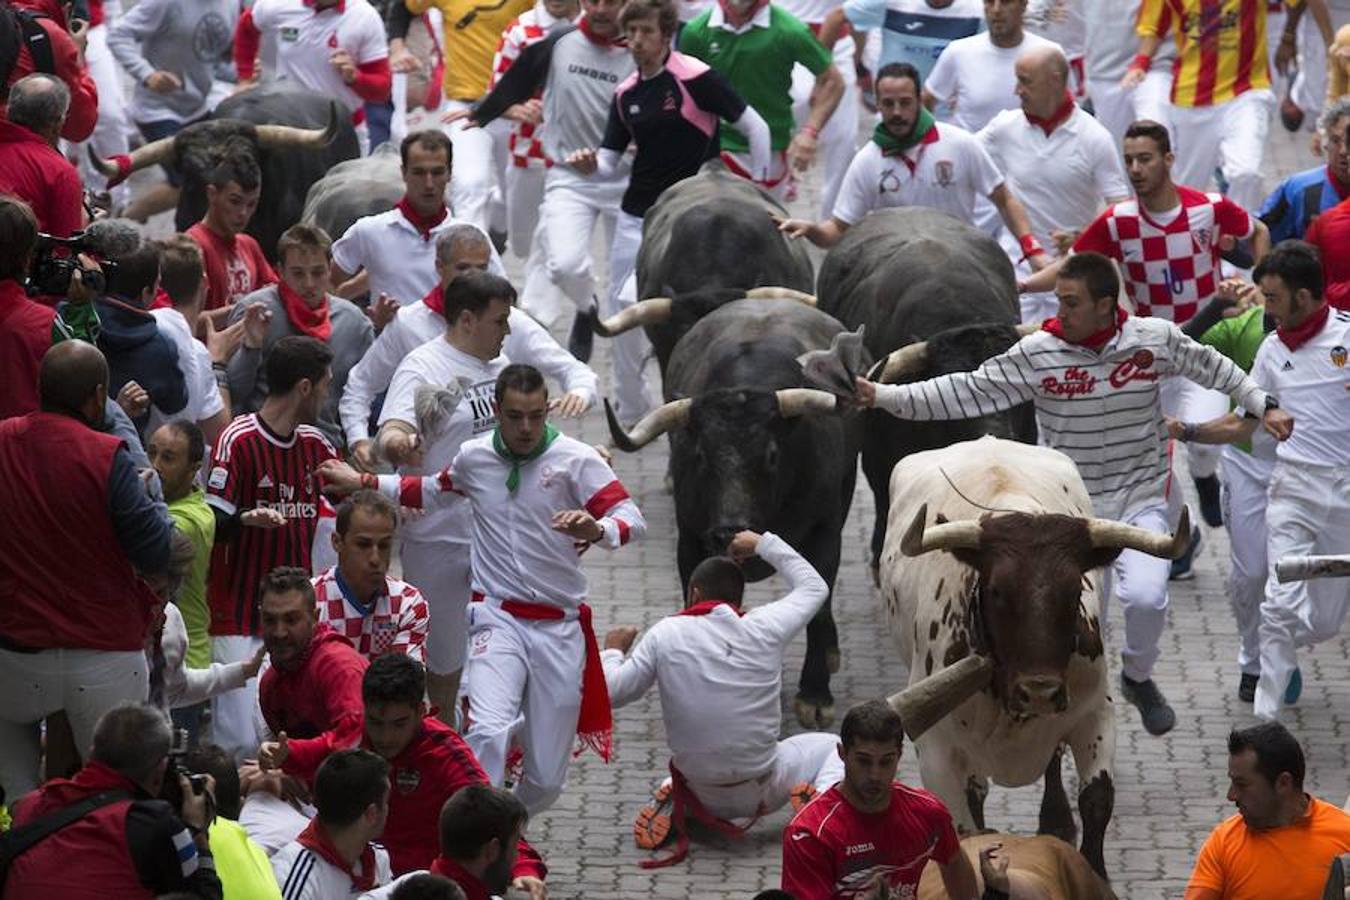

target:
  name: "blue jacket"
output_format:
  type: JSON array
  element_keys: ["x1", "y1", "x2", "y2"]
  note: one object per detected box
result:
[{"x1": 1259, "y1": 165, "x2": 1342, "y2": 243}]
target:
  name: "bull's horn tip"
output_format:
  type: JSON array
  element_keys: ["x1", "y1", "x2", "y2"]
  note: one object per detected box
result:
[
  {"x1": 898, "y1": 503, "x2": 928, "y2": 557},
  {"x1": 603, "y1": 398, "x2": 638, "y2": 453},
  {"x1": 1172, "y1": 506, "x2": 1192, "y2": 559}
]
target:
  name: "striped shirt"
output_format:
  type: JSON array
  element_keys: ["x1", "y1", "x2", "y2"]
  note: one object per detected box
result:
[
  {"x1": 206, "y1": 414, "x2": 337, "y2": 636},
  {"x1": 313, "y1": 566, "x2": 430, "y2": 663},
  {"x1": 1137, "y1": 0, "x2": 1283, "y2": 107},
  {"x1": 271, "y1": 840, "x2": 391, "y2": 900},
  {"x1": 490, "y1": 3, "x2": 573, "y2": 167},
  {"x1": 873, "y1": 317, "x2": 1270, "y2": 518}
]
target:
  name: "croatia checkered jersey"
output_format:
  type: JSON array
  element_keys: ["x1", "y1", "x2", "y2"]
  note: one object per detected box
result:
[
  {"x1": 1072, "y1": 186, "x2": 1253, "y2": 324},
  {"x1": 313, "y1": 566, "x2": 430, "y2": 664},
  {"x1": 491, "y1": 3, "x2": 570, "y2": 167}
]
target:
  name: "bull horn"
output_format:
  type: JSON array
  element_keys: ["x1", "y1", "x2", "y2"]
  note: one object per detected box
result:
[
  {"x1": 888, "y1": 654, "x2": 994, "y2": 741},
  {"x1": 867, "y1": 340, "x2": 930, "y2": 384},
  {"x1": 744, "y1": 286, "x2": 817, "y2": 306},
  {"x1": 775, "y1": 388, "x2": 837, "y2": 418},
  {"x1": 900, "y1": 503, "x2": 982, "y2": 557},
  {"x1": 605, "y1": 397, "x2": 691, "y2": 452},
  {"x1": 594, "y1": 297, "x2": 673, "y2": 337},
  {"x1": 88, "y1": 136, "x2": 175, "y2": 178},
  {"x1": 255, "y1": 105, "x2": 339, "y2": 149},
  {"x1": 1086, "y1": 505, "x2": 1192, "y2": 560}
]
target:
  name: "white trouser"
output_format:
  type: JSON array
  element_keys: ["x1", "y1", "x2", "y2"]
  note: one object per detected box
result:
[
  {"x1": 1100, "y1": 504, "x2": 1172, "y2": 682},
  {"x1": 80, "y1": 25, "x2": 131, "y2": 200},
  {"x1": 1266, "y1": 10, "x2": 1289, "y2": 99},
  {"x1": 607, "y1": 212, "x2": 656, "y2": 425},
  {"x1": 438, "y1": 98, "x2": 497, "y2": 231},
  {"x1": 1221, "y1": 447, "x2": 1274, "y2": 676},
  {"x1": 487, "y1": 118, "x2": 512, "y2": 233},
  {"x1": 1170, "y1": 89, "x2": 1273, "y2": 211},
  {"x1": 400, "y1": 538, "x2": 471, "y2": 675},
  {"x1": 1254, "y1": 461, "x2": 1350, "y2": 719},
  {"x1": 1292, "y1": 7, "x2": 1350, "y2": 126},
  {"x1": 540, "y1": 166, "x2": 622, "y2": 313},
  {"x1": 505, "y1": 163, "x2": 548, "y2": 261},
  {"x1": 1087, "y1": 69, "x2": 1175, "y2": 147},
  {"x1": 790, "y1": 40, "x2": 860, "y2": 219},
  {"x1": 668, "y1": 732, "x2": 844, "y2": 823},
  {"x1": 519, "y1": 216, "x2": 571, "y2": 330},
  {"x1": 722, "y1": 149, "x2": 792, "y2": 202},
  {"x1": 1160, "y1": 376, "x2": 1228, "y2": 482},
  {"x1": 0, "y1": 648, "x2": 147, "y2": 800},
  {"x1": 462, "y1": 601, "x2": 584, "y2": 816},
  {"x1": 211, "y1": 635, "x2": 263, "y2": 760}
]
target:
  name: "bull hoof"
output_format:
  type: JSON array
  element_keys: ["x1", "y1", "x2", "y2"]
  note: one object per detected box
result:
[
  {"x1": 794, "y1": 697, "x2": 835, "y2": 730},
  {"x1": 826, "y1": 648, "x2": 841, "y2": 674}
]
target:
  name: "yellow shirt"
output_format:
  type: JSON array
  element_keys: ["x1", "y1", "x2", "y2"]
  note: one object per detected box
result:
[
  {"x1": 1187, "y1": 796, "x2": 1350, "y2": 899},
  {"x1": 210, "y1": 817, "x2": 283, "y2": 900},
  {"x1": 407, "y1": 0, "x2": 534, "y2": 101}
]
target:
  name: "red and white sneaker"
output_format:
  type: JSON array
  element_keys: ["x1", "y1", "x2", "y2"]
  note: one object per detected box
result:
[{"x1": 789, "y1": 782, "x2": 817, "y2": 813}]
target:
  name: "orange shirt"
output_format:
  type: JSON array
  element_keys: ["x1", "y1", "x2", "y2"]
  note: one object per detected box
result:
[
  {"x1": 1137, "y1": 0, "x2": 1298, "y2": 107},
  {"x1": 1187, "y1": 797, "x2": 1350, "y2": 899}
]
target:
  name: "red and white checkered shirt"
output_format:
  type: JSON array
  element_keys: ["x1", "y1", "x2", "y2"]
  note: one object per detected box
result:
[
  {"x1": 313, "y1": 566, "x2": 429, "y2": 664},
  {"x1": 490, "y1": 4, "x2": 574, "y2": 168},
  {"x1": 1073, "y1": 185, "x2": 1253, "y2": 324}
]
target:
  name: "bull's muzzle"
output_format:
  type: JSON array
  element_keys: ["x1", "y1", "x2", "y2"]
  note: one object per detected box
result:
[{"x1": 1009, "y1": 675, "x2": 1069, "y2": 716}]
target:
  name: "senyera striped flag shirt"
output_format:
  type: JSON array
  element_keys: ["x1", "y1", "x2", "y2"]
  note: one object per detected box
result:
[{"x1": 1137, "y1": 0, "x2": 1277, "y2": 107}]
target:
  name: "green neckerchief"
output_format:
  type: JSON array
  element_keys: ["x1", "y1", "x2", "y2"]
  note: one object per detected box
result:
[
  {"x1": 872, "y1": 107, "x2": 936, "y2": 157},
  {"x1": 493, "y1": 423, "x2": 559, "y2": 493},
  {"x1": 52, "y1": 300, "x2": 101, "y2": 345}
]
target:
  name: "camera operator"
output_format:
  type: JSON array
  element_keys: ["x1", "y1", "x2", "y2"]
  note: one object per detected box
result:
[
  {"x1": 0, "y1": 74, "x2": 85, "y2": 238},
  {"x1": 2, "y1": 703, "x2": 223, "y2": 900}
]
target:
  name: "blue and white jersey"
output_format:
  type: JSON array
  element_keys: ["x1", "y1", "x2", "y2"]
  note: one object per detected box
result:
[{"x1": 842, "y1": 0, "x2": 983, "y2": 83}]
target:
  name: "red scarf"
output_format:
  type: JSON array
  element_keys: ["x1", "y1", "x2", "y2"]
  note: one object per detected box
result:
[
  {"x1": 429, "y1": 857, "x2": 491, "y2": 900},
  {"x1": 578, "y1": 14, "x2": 624, "y2": 46},
  {"x1": 1276, "y1": 301, "x2": 1330, "y2": 351},
  {"x1": 295, "y1": 819, "x2": 378, "y2": 892},
  {"x1": 420, "y1": 283, "x2": 446, "y2": 317},
  {"x1": 1329, "y1": 167, "x2": 1350, "y2": 202},
  {"x1": 678, "y1": 599, "x2": 744, "y2": 617},
  {"x1": 1042, "y1": 306, "x2": 1128, "y2": 351},
  {"x1": 395, "y1": 196, "x2": 448, "y2": 242},
  {"x1": 1025, "y1": 90, "x2": 1076, "y2": 136},
  {"x1": 639, "y1": 762, "x2": 762, "y2": 869},
  {"x1": 277, "y1": 279, "x2": 332, "y2": 341}
]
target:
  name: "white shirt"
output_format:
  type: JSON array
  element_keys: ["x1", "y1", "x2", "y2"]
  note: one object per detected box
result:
[
  {"x1": 270, "y1": 837, "x2": 392, "y2": 900},
  {"x1": 379, "y1": 340, "x2": 507, "y2": 544},
  {"x1": 1249, "y1": 309, "x2": 1350, "y2": 468},
  {"x1": 149, "y1": 306, "x2": 225, "y2": 429},
  {"x1": 329, "y1": 211, "x2": 504, "y2": 310},
  {"x1": 339, "y1": 303, "x2": 598, "y2": 445},
  {"x1": 977, "y1": 105, "x2": 1128, "y2": 264},
  {"x1": 842, "y1": 0, "x2": 983, "y2": 84},
  {"x1": 601, "y1": 533, "x2": 828, "y2": 784},
  {"x1": 832, "y1": 123, "x2": 1004, "y2": 227},
  {"x1": 1081, "y1": 0, "x2": 1175, "y2": 83},
  {"x1": 250, "y1": 0, "x2": 388, "y2": 114},
  {"x1": 158, "y1": 603, "x2": 251, "y2": 710},
  {"x1": 925, "y1": 30, "x2": 1064, "y2": 132}
]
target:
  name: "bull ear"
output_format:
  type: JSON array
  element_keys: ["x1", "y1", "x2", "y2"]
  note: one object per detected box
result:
[{"x1": 1075, "y1": 606, "x2": 1104, "y2": 660}]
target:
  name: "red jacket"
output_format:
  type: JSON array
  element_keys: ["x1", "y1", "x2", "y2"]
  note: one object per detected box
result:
[
  {"x1": 282, "y1": 716, "x2": 547, "y2": 879},
  {"x1": 0, "y1": 120, "x2": 84, "y2": 237},
  {"x1": 1305, "y1": 198, "x2": 1350, "y2": 311},
  {"x1": 1, "y1": 0, "x2": 99, "y2": 142},
  {"x1": 259, "y1": 625, "x2": 367, "y2": 753},
  {"x1": 0, "y1": 280, "x2": 54, "y2": 419}
]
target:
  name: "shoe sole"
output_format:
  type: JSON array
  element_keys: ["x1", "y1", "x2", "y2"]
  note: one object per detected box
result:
[
  {"x1": 789, "y1": 783, "x2": 816, "y2": 813},
  {"x1": 634, "y1": 783, "x2": 674, "y2": 850}
]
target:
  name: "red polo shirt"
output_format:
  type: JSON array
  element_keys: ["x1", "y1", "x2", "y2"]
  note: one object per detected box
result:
[
  {"x1": 0, "y1": 120, "x2": 84, "y2": 238},
  {"x1": 1304, "y1": 198, "x2": 1350, "y2": 311},
  {"x1": 0, "y1": 280, "x2": 55, "y2": 419}
]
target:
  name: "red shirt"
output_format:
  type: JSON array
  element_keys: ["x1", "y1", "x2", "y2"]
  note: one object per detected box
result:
[
  {"x1": 0, "y1": 120, "x2": 84, "y2": 238},
  {"x1": 259, "y1": 625, "x2": 367, "y2": 750},
  {"x1": 0, "y1": 281, "x2": 55, "y2": 419},
  {"x1": 1302, "y1": 198, "x2": 1350, "y2": 311},
  {"x1": 187, "y1": 222, "x2": 277, "y2": 311},
  {"x1": 0, "y1": 0, "x2": 99, "y2": 142},
  {"x1": 781, "y1": 783, "x2": 961, "y2": 900}
]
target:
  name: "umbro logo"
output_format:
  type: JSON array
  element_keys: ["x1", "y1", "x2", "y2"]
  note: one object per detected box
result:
[
  {"x1": 258, "y1": 474, "x2": 275, "y2": 489},
  {"x1": 1282, "y1": 361, "x2": 1294, "y2": 371}
]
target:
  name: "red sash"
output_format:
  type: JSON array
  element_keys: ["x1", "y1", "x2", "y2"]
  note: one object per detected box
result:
[{"x1": 640, "y1": 762, "x2": 763, "y2": 870}]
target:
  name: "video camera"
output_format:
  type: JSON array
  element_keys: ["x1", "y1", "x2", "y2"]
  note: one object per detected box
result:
[
  {"x1": 27, "y1": 232, "x2": 115, "y2": 298},
  {"x1": 158, "y1": 728, "x2": 209, "y2": 813}
]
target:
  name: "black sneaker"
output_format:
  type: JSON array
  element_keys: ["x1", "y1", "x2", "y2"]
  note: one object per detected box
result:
[
  {"x1": 1280, "y1": 96, "x2": 1305, "y2": 132},
  {"x1": 568, "y1": 308, "x2": 597, "y2": 362},
  {"x1": 1195, "y1": 475, "x2": 1224, "y2": 527},
  {"x1": 1169, "y1": 527, "x2": 1202, "y2": 581},
  {"x1": 1120, "y1": 674, "x2": 1176, "y2": 736},
  {"x1": 1239, "y1": 672, "x2": 1258, "y2": 703}
]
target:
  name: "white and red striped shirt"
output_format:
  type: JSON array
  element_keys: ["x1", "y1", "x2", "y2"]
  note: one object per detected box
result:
[
  {"x1": 1073, "y1": 186, "x2": 1254, "y2": 323},
  {"x1": 313, "y1": 566, "x2": 430, "y2": 663},
  {"x1": 490, "y1": 2, "x2": 575, "y2": 168}
]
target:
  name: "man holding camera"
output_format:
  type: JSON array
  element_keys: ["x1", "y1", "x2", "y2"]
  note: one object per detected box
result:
[
  {"x1": 2, "y1": 703, "x2": 223, "y2": 899},
  {"x1": 0, "y1": 74, "x2": 85, "y2": 239},
  {"x1": 0, "y1": 196, "x2": 59, "y2": 419}
]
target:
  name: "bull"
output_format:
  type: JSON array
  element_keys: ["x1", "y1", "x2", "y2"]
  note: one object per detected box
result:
[
  {"x1": 815, "y1": 207, "x2": 1037, "y2": 572},
  {"x1": 881, "y1": 436, "x2": 1190, "y2": 879},
  {"x1": 917, "y1": 834, "x2": 1116, "y2": 900},
  {"x1": 606, "y1": 298, "x2": 860, "y2": 727},
  {"x1": 91, "y1": 86, "x2": 358, "y2": 260},
  {"x1": 592, "y1": 165, "x2": 815, "y2": 382},
  {"x1": 301, "y1": 142, "x2": 404, "y2": 242}
]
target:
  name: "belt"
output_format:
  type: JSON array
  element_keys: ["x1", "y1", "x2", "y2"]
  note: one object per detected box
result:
[{"x1": 720, "y1": 149, "x2": 790, "y2": 188}]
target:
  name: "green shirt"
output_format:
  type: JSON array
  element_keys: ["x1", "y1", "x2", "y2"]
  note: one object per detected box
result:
[
  {"x1": 1199, "y1": 306, "x2": 1269, "y2": 455},
  {"x1": 168, "y1": 488, "x2": 215, "y2": 670},
  {"x1": 678, "y1": 4, "x2": 833, "y2": 153}
]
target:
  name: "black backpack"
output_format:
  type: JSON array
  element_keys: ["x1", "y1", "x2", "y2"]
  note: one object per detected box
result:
[
  {"x1": 0, "y1": 1, "x2": 58, "y2": 92},
  {"x1": 0, "y1": 790, "x2": 129, "y2": 889}
]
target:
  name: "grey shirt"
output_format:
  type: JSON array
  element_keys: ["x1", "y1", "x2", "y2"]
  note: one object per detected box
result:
[
  {"x1": 107, "y1": 0, "x2": 237, "y2": 125},
  {"x1": 226, "y1": 286, "x2": 374, "y2": 449}
]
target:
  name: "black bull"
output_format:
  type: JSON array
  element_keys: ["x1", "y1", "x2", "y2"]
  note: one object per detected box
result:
[
  {"x1": 608, "y1": 300, "x2": 862, "y2": 728},
  {"x1": 815, "y1": 208, "x2": 1038, "y2": 568}
]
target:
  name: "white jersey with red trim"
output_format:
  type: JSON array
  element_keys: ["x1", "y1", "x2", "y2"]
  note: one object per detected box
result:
[
  {"x1": 249, "y1": 0, "x2": 388, "y2": 114},
  {"x1": 375, "y1": 433, "x2": 644, "y2": 612},
  {"x1": 312, "y1": 566, "x2": 430, "y2": 663}
]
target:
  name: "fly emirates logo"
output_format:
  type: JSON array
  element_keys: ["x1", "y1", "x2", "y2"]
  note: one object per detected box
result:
[{"x1": 257, "y1": 482, "x2": 318, "y2": 520}]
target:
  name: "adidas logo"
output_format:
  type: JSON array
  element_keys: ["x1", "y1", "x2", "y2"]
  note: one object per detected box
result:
[
  {"x1": 1282, "y1": 361, "x2": 1294, "y2": 371},
  {"x1": 258, "y1": 474, "x2": 275, "y2": 489}
]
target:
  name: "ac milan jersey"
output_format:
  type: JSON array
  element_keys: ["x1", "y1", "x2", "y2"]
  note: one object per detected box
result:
[
  {"x1": 1073, "y1": 185, "x2": 1253, "y2": 323},
  {"x1": 206, "y1": 414, "x2": 337, "y2": 636},
  {"x1": 782, "y1": 783, "x2": 961, "y2": 899},
  {"x1": 313, "y1": 566, "x2": 430, "y2": 663}
]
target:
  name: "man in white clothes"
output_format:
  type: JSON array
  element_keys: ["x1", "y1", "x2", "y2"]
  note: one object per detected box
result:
[
  {"x1": 321, "y1": 363, "x2": 645, "y2": 815},
  {"x1": 774, "y1": 61, "x2": 1050, "y2": 261},
  {"x1": 601, "y1": 530, "x2": 844, "y2": 867},
  {"x1": 1025, "y1": 0, "x2": 1085, "y2": 95},
  {"x1": 1081, "y1": 0, "x2": 1175, "y2": 145},
  {"x1": 818, "y1": 0, "x2": 984, "y2": 95},
  {"x1": 977, "y1": 45, "x2": 1129, "y2": 322},
  {"x1": 338, "y1": 223, "x2": 596, "y2": 471},
  {"x1": 1173, "y1": 241, "x2": 1350, "y2": 721},
  {"x1": 853, "y1": 251, "x2": 1293, "y2": 737}
]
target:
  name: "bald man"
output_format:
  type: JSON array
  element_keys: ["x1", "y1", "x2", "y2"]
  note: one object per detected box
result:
[
  {"x1": 977, "y1": 45, "x2": 1130, "y2": 323},
  {"x1": 0, "y1": 340, "x2": 173, "y2": 801}
]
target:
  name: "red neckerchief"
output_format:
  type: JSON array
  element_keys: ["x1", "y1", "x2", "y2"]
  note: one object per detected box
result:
[
  {"x1": 1276, "y1": 302, "x2": 1330, "y2": 351},
  {"x1": 890, "y1": 125, "x2": 939, "y2": 174},
  {"x1": 277, "y1": 279, "x2": 332, "y2": 341},
  {"x1": 295, "y1": 818, "x2": 378, "y2": 892},
  {"x1": 1329, "y1": 167, "x2": 1350, "y2": 202},
  {"x1": 420, "y1": 283, "x2": 445, "y2": 317},
  {"x1": 578, "y1": 14, "x2": 624, "y2": 46},
  {"x1": 1025, "y1": 90, "x2": 1076, "y2": 136},
  {"x1": 677, "y1": 599, "x2": 744, "y2": 617},
  {"x1": 395, "y1": 196, "x2": 448, "y2": 242},
  {"x1": 430, "y1": 856, "x2": 492, "y2": 900},
  {"x1": 1042, "y1": 306, "x2": 1128, "y2": 351}
]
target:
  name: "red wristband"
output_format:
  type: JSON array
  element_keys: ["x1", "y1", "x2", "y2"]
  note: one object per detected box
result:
[
  {"x1": 1019, "y1": 233, "x2": 1046, "y2": 259},
  {"x1": 360, "y1": 473, "x2": 378, "y2": 490},
  {"x1": 800, "y1": 124, "x2": 820, "y2": 139},
  {"x1": 1129, "y1": 53, "x2": 1152, "y2": 73}
]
